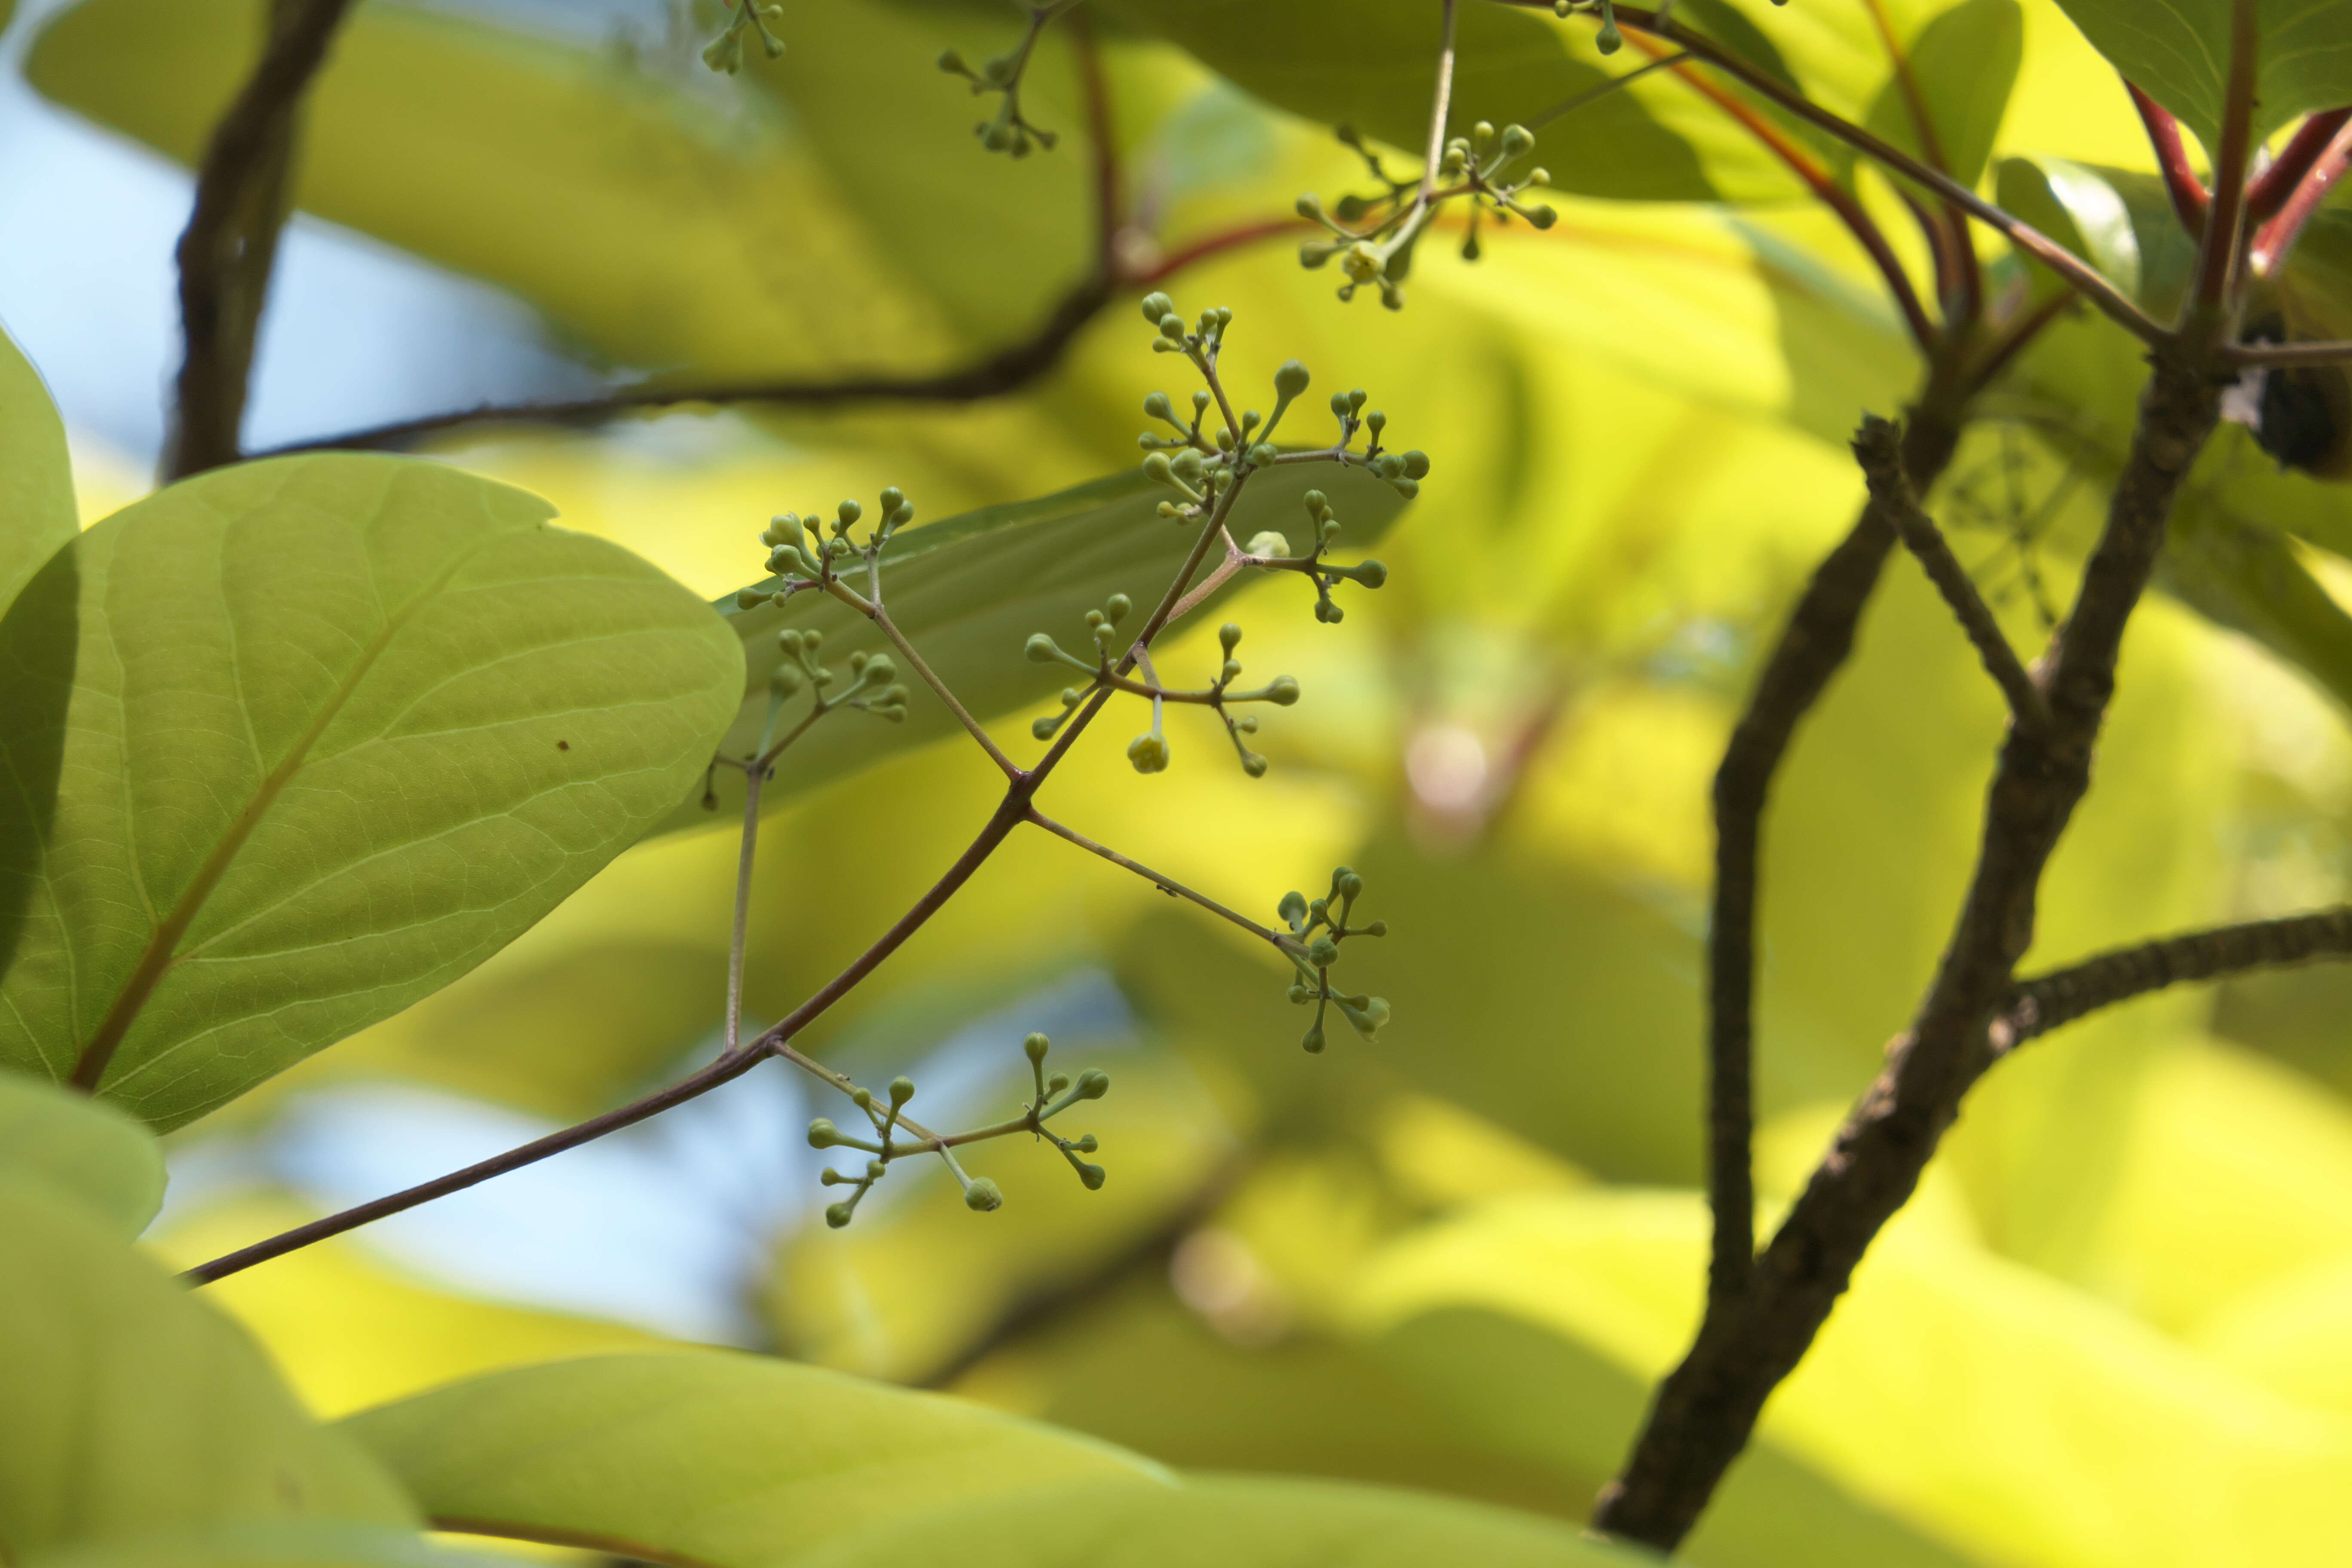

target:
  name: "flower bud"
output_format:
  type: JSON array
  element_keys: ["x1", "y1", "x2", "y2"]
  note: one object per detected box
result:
[
  {"x1": 1074, "y1": 1134, "x2": 1099, "y2": 1154},
  {"x1": 825, "y1": 1201, "x2": 854, "y2": 1228},
  {"x1": 1273, "y1": 359, "x2": 1312, "y2": 399},
  {"x1": 1025, "y1": 1032, "x2": 1050, "y2": 1063},
  {"x1": 770, "y1": 660, "x2": 804, "y2": 695},
  {"x1": 736, "y1": 588, "x2": 766, "y2": 609},
  {"x1": 1335, "y1": 868, "x2": 1364, "y2": 900},
  {"x1": 1142, "y1": 451, "x2": 1176, "y2": 486},
  {"x1": 964, "y1": 1177, "x2": 1003, "y2": 1212},
  {"x1": 1075, "y1": 1069, "x2": 1111, "y2": 1099},
  {"x1": 1073, "y1": 1161, "x2": 1107, "y2": 1191},
  {"x1": 1158, "y1": 312, "x2": 1188, "y2": 340},
  {"x1": 878, "y1": 485, "x2": 904, "y2": 515},
  {"x1": 1308, "y1": 935, "x2": 1341, "y2": 968},
  {"x1": 808, "y1": 1118, "x2": 841, "y2": 1148},
  {"x1": 1105, "y1": 593, "x2": 1131, "y2": 624},
  {"x1": 1048, "y1": 1072, "x2": 1071, "y2": 1094},
  {"x1": 836, "y1": 498, "x2": 862, "y2": 527},
  {"x1": 1026, "y1": 633, "x2": 1058, "y2": 663},
  {"x1": 1219, "y1": 622, "x2": 1243, "y2": 653},
  {"x1": 1267, "y1": 675, "x2": 1301, "y2": 706},
  {"x1": 1301, "y1": 1024, "x2": 1326, "y2": 1054},
  {"x1": 1500, "y1": 124, "x2": 1534, "y2": 158},
  {"x1": 1127, "y1": 732, "x2": 1170, "y2": 774},
  {"x1": 1143, "y1": 390, "x2": 1175, "y2": 423},
  {"x1": 1139, "y1": 291, "x2": 1175, "y2": 324},
  {"x1": 1240, "y1": 750, "x2": 1269, "y2": 778},
  {"x1": 888, "y1": 1075, "x2": 915, "y2": 1106}
]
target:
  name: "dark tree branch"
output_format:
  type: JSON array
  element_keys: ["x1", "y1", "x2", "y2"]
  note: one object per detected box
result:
[
  {"x1": 1853, "y1": 416, "x2": 2052, "y2": 731},
  {"x1": 1698, "y1": 389, "x2": 1967, "y2": 1317},
  {"x1": 1997, "y1": 906, "x2": 2352, "y2": 1050},
  {"x1": 1597, "y1": 342, "x2": 2226, "y2": 1550},
  {"x1": 167, "y1": 0, "x2": 359, "y2": 479}
]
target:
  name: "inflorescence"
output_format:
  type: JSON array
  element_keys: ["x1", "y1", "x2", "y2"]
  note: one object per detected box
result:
[
  {"x1": 1296, "y1": 122, "x2": 1556, "y2": 307},
  {"x1": 702, "y1": 0, "x2": 786, "y2": 73},
  {"x1": 805, "y1": 1032, "x2": 1110, "y2": 1226},
  {"x1": 1280, "y1": 866, "x2": 1390, "y2": 1053}
]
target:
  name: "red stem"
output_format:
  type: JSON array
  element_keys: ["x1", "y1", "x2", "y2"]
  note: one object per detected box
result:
[
  {"x1": 2248, "y1": 108, "x2": 2352, "y2": 222},
  {"x1": 2127, "y1": 82, "x2": 2212, "y2": 237},
  {"x1": 1129, "y1": 219, "x2": 1318, "y2": 286},
  {"x1": 2251, "y1": 114, "x2": 2352, "y2": 276},
  {"x1": 2191, "y1": 0, "x2": 2260, "y2": 318}
]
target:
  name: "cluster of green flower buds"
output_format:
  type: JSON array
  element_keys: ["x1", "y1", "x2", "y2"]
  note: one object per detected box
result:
[
  {"x1": 1295, "y1": 116, "x2": 1555, "y2": 305},
  {"x1": 1279, "y1": 867, "x2": 1391, "y2": 1053},
  {"x1": 737, "y1": 489, "x2": 918, "y2": 605},
  {"x1": 1245, "y1": 489, "x2": 1394, "y2": 627},
  {"x1": 702, "y1": 0, "x2": 785, "y2": 74},
  {"x1": 937, "y1": 46, "x2": 1058, "y2": 157},
  {"x1": 1023, "y1": 601, "x2": 1303, "y2": 777},
  {"x1": 1026, "y1": 593, "x2": 1133, "y2": 742},
  {"x1": 804, "y1": 1034, "x2": 1113, "y2": 1227}
]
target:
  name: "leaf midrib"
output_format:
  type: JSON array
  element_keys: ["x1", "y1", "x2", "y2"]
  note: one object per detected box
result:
[{"x1": 67, "y1": 521, "x2": 505, "y2": 1092}]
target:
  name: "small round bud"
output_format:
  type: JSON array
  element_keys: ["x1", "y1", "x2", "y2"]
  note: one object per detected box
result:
[
  {"x1": 1366, "y1": 919, "x2": 1389, "y2": 937},
  {"x1": 1249, "y1": 444, "x2": 1279, "y2": 467},
  {"x1": 1287, "y1": 982, "x2": 1310, "y2": 1004},
  {"x1": 1301, "y1": 1024, "x2": 1326, "y2": 1054},
  {"x1": 1246, "y1": 530, "x2": 1291, "y2": 558},
  {"x1": 1267, "y1": 675, "x2": 1301, "y2": 706},
  {"x1": 808, "y1": 1118, "x2": 840, "y2": 1148},
  {"x1": 964, "y1": 1177, "x2": 1004, "y2": 1212},
  {"x1": 888, "y1": 1075, "x2": 916, "y2": 1107},
  {"x1": 1105, "y1": 593, "x2": 1131, "y2": 624},
  {"x1": 1075, "y1": 1069, "x2": 1110, "y2": 1100},
  {"x1": 1074, "y1": 1162, "x2": 1107, "y2": 1191},
  {"x1": 1336, "y1": 869, "x2": 1364, "y2": 900},
  {"x1": 1158, "y1": 312, "x2": 1188, "y2": 340},
  {"x1": 1142, "y1": 451, "x2": 1176, "y2": 485},
  {"x1": 1219, "y1": 622, "x2": 1243, "y2": 653},
  {"x1": 1127, "y1": 732, "x2": 1171, "y2": 774},
  {"x1": 1048, "y1": 1072, "x2": 1071, "y2": 1094},
  {"x1": 1500, "y1": 124, "x2": 1534, "y2": 158},
  {"x1": 1139, "y1": 291, "x2": 1175, "y2": 324},
  {"x1": 837, "y1": 499, "x2": 863, "y2": 527},
  {"x1": 1402, "y1": 450, "x2": 1431, "y2": 480},
  {"x1": 1032, "y1": 715, "x2": 1059, "y2": 740},
  {"x1": 735, "y1": 588, "x2": 766, "y2": 609},
  {"x1": 1143, "y1": 390, "x2": 1175, "y2": 422},
  {"x1": 878, "y1": 486, "x2": 904, "y2": 515},
  {"x1": 1025, "y1": 1032, "x2": 1050, "y2": 1063},
  {"x1": 1075, "y1": 1134, "x2": 1099, "y2": 1154},
  {"x1": 1329, "y1": 393, "x2": 1351, "y2": 418},
  {"x1": 852, "y1": 1087, "x2": 874, "y2": 1109},
  {"x1": 1355, "y1": 559, "x2": 1389, "y2": 589},
  {"x1": 1525, "y1": 206, "x2": 1558, "y2": 230},
  {"x1": 1273, "y1": 359, "x2": 1312, "y2": 399},
  {"x1": 825, "y1": 1201, "x2": 854, "y2": 1228},
  {"x1": 770, "y1": 660, "x2": 804, "y2": 695},
  {"x1": 1026, "y1": 633, "x2": 1058, "y2": 663},
  {"x1": 1390, "y1": 478, "x2": 1420, "y2": 500},
  {"x1": 1240, "y1": 750, "x2": 1268, "y2": 778},
  {"x1": 1597, "y1": 19, "x2": 1623, "y2": 52},
  {"x1": 1308, "y1": 935, "x2": 1341, "y2": 968},
  {"x1": 937, "y1": 48, "x2": 967, "y2": 74}
]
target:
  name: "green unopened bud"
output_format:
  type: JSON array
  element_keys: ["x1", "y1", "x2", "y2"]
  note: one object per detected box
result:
[
  {"x1": 1026, "y1": 633, "x2": 1059, "y2": 663},
  {"x1": 1240, "y1": 750, "x2": 1269, "y2": 778},
  {"x1": 1389, "y1": 478, "x2": 1420, "y2": 500},
  {"x1": 1219, "y1": 622, "x2": 1243, "y2": 653},
  {"x1": 1355, "y1": 559, "x2": 1390, "y2": 589},
  {"x1": 1273, "y1": 359, "x2": 1312, "y2": 399},
  {"x1": 1249, "y1": 444, "x2": 1279, "y2": 467},
  {"x1": 1308, "y1": 934, "x2": 1341, "y2": 967},
  {"x1": 1338, "y1": 995, "x2": 1393, "y2": 1038},
  {"x1": 1143, "y1": 390, "x2": 1175, "y2": 422},
  {"x1": 964, "y1": 1177, "x2": 1003, "y2": 1212},
  {"x1": 1074, "y1": 1134, "x2": 1099, "y2": 1154},
  {"x1": 1524, "y1": 206, "x2": 1558, "y2": 230},
  {"x1": 1329, "y1": 393, "x2": 1351, "y2": 418},
  {"x1": 1139, "y1": 291, "x2": 1175, "y2": 324},
  {"x1": 1026, "y1": 1032, "x2": 1050, "y2": 1063},
  {"x1": 1128, "y1": 732, "x2": 1170, "y2": 774},
  {"x1": 736, "y1": 588, "x2": 766, "y2": 609},
  {"x1": 1246, "y1": 530, "x2": 1291, "y2": 559},
  {"x1": 837, "y1": 499, "x2": 862, "y2": 527},
  {"x1": 1287, "y1": 982, "x2": 1311, "y2": 1004},
  {"x1": 879, "y1": 485, "x2": 905, "y2": 514},
  {"x1": 1335, "y1": 868, "x2": 1364, "y2": 900},
  {"x1": 1073, "y1": 1161, "x2": 1107, "y2": 1191},
  {"x1": 1074, "y1": 1069, "x2": 1110, "y2": 1099},
  {"x1": 1597, "y1": 18, "x2": 1623, "y2": 52},
  {"x1": 1279, "y1": 890, "x2": 1308, "y2": 927},
  {"x1": 1158, "y1": 312, "x2": 1188, "y2": 340},
  {"x1": 808, "y1": 1118, "x2": 841, "y2": 1148},
  {"x1": 1302, "y1": 1024, "x2": 1326, "y2": 1054},
  {"x1": 825, "y1": 1201, "x2": 854, "y2": 1228},
  {"x1": 1365, "y1": 919, "x2": 1389, "y2": 937},
  {"x1": 1402, "y1": 450, "x2": 1431, "y2": 479},
  {"x1": 1267, "y1": 675, "x2": 1301, "y2": 706},
  {"x1": 1142, "y1": 451, "x2": 1176, "y2": 486},
  {"x1": 1048, "y1": 1072, "x2": 1071, "y2": 1094},
  {"x1": 888, "y1": 1075, "x2": 915, "y2": 1107},
  {"x1": 937, "y1": 48, "x2": 967, "y2": 74},
  {"x1": 770, "y1": 661, "x2": 804, "y2": 695},
  {"x1": 1106, "y1": 593, "x2": 1131, "y2": 624},
  {"x1": 1500, "y1": 123, "x2": 1534, "y2": 158}
]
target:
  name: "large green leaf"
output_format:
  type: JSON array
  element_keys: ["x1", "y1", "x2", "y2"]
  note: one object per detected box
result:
[
  {"x1": 28, "y1": 1523, "x2": 500, "y2": 1568},
  {"x1": 0, "y1": 456, "x2": 741, "y2": 1130},
  {"x1": 0, "y1": 1074, "x2": 165, "y2": 1238},
  {"x1": 790, "y1": 1474, "x2": 1659, "y2": 1567},
  {"x1": 338, "y1": 1351, "x2": 1169, "y2": 1565},
  {"x1": 0, "y1": 1181, "x2": 416, "y2": 1561},
  {"x1": 2050, "y1": 0, "x2": 2352, "y2": 146},
  {"x1": 689, "y1": 460, "x2": 1406, "y2": 825},
  {"x1": 0, "y1": 319, "x2": 75, "y2": 616},
  {"x1": 24, "y1": 0, "x2": 929, "y2": 380},
  {"x1": 1862, "y1": 0, "x2": 2022, "y2": 190}
]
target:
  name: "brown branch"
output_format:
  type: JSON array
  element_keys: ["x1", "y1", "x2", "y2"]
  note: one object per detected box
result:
[
  {"x1": 1997, "y1": 906, "x2": 2352, "y2": 1050},
  {"x1": 1852, "y1": 416, "x2": 2052, "y2": 730},
  {"x1": 252, "y1": 8, "x2": 1127, "y2": 459},
  {"x1": 1697, "y1": 387, "x2": 1968, "y2": 1317},
  {"x1": 167, "y1": 0, "x2": 359, "y2": 479},
  {"x1": 1595, "y1": 334, "x2": 2227, "y2": 1550}
]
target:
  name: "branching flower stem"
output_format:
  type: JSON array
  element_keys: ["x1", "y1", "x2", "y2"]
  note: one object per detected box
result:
[
  {"x1": 1025, "y1": 808, "x2": 1306, "y2": 959},
  {"x1": 821, "y1": 577, "x2": 1022, "y2": 778}
]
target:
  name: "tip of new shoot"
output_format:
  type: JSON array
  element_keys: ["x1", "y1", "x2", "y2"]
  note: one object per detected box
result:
[{"x1": 965, "y1": 1177, "x2": 1004, "y2": 1212}]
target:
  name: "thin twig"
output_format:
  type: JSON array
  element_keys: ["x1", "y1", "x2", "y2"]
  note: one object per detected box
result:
[
  {"x1": 1996, "y1": 906, "x2": 2352, "y2": 1051},
  {"x1": 167, "y1": 0, "x2": 360, "y2": 478},
  {"x1": 1503, "y1": 1, "x2": 2171, "y2": 349},
  {"x1": 1419, "y1": 0, "x2": 1461, "y2": 207},
  {"x1": 823, "y1": 578, "x2": 1022, "y2": 778},
  {"x1": 723, "y1": 761, "x2": 767, "y2": 1057},
  {"x1": 2250, "y1": 113, "x2": 2352, "y2": 276},
  {"x1": 2248, "y1": 108, "x2": 2352, "y2": 222},
  {"x1": 2190, "y1": 0, "x2": 2260, "y2": 322},
  {"x1": 1026, "y1": 807, "x2": 1303, "y2": 956},
  {"x1": 2127, "y1": 83, "x2": 2211, "y2": 237},
  {"x1": 1852, "y1": 416, "x2": 2052, "y2": 730}
]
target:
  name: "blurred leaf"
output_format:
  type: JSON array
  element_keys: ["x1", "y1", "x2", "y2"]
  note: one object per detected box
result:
[
  {"x1": 2048, "y1": 0, "x2": 2352, "y2": 146},
  {"x1": 1863, "y1": 0, "x2": 2023, "y2": 190},
  {"x1": 0, "y1": 455, "x2": 742, "y2": 1130},
  {"x1": 0, "y1": 1074, "x2": 164, "y2": 1238},
  {"x1": 1354, "y1": 1191, "x2": 2352, "y2": 1568},
  {"x1": 0, "y1": 319, "x2": 74, "y2": 615},
  {"x1": 691, "y1": 461, "x2": 1406, "y2": 827},
  {"x1": 27, "y1": 1523, "x2": 498, "y2": 1568},
  {"x1": 340, "y1": 1351, "x2": 1169, "y2": 1565},
  {"x1": 24, "y1": 0, "x2": 931, "y2": 379},
  {"x1": 0, "y1": 1182, "x2": 416, "y2": 1560},
  {"x1": 1994, "y1": 154, "x2": 2144, "y2": 302},
  {"x1": 793, "y1": 1473, "x2": 1660, "y2": 1566}
]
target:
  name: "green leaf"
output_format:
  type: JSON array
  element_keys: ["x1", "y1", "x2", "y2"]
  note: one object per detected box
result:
[
  {"x1": 0, "y1": 1181, "x2": 416, "y2": 1560},
  {"x1": 2049, "y1": 0, "x2": 2352, "y2": 146},
  {"x1": 1862, "y1": 0, "x2": 2022, "y2": 190},
  {"x1": 28, "y1": 1523, "x2": 499, "y2": 1568},
  {"x1": 1993, "y1": 154, "x2": 2147, "y2": 303},
  {"x1": 0, "y1": 455, "x2": 742, "y2": 1130},
  {"x1": 23, "y1": 0, "x2": 924, "y2": 381},
  {"x1": 791, "y1": 1473, "x2": 1660, "y2": 1567},
  {"x1": 0, "y1": 319, "x2": 76, "y2": 616},
  {"x1": 689, "y1": 461, "x2": 1405, "y2": 826},
  {"x1": 0, "y1": 1074, "x2": 165, "y2": 1237},
  {"x1": 338, "y1": 1350, "x2": 1170, "y2": 1566}
]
